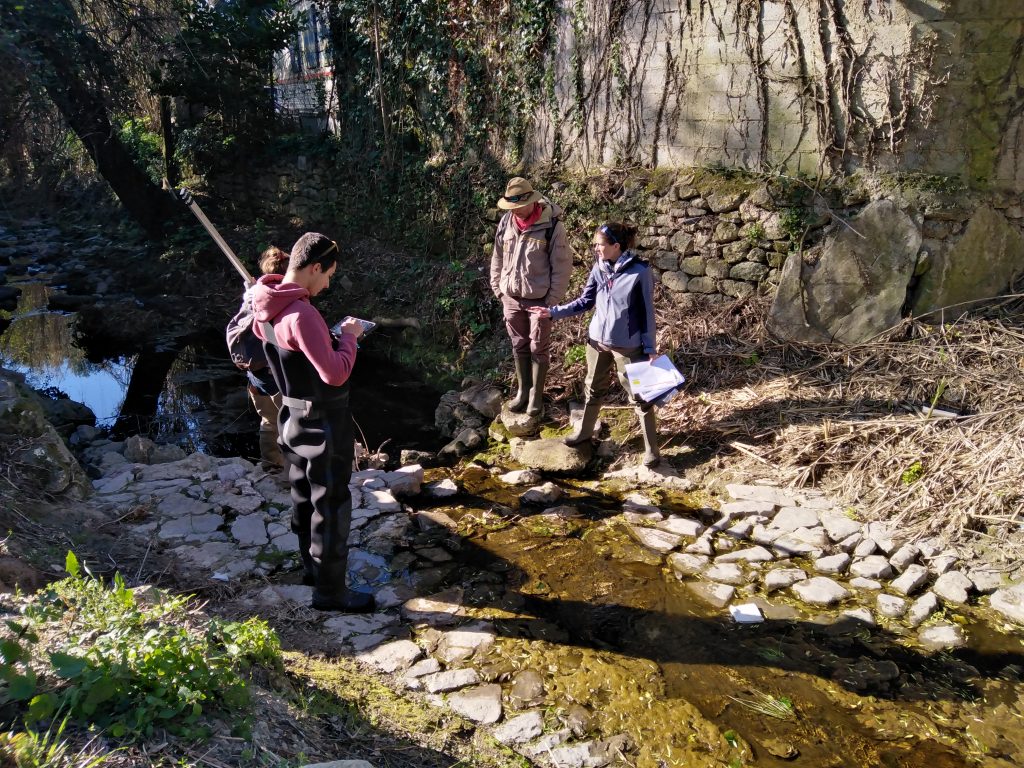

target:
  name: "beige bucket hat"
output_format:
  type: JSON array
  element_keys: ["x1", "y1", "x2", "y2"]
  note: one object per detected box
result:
[{"x1": 497, "y1": 177, "x2": 543, "y2": 210}]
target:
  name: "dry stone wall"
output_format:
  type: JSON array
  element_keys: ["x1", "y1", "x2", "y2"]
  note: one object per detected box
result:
[{"x1": 529, "y1": 0, "x2": 1024, "y2": 192}]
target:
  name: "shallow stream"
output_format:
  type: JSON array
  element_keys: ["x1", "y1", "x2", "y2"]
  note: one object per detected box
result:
[{"x1": 395, "y1": 469, "x2": 1024, "y2": 767}]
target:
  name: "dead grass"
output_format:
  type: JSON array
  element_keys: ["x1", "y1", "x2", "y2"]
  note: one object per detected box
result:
[{"x1": 546, "y1": 287, "x2": 1024, "y2": 558}]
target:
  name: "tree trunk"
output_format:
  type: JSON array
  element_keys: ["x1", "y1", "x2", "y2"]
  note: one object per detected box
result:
[{"x1": 4, "y1": 0, "x2": 182, "y2": 239}]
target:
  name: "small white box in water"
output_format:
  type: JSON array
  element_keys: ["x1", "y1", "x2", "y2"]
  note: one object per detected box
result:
[{"x1": 728, "y1": 603, "x2": 764, "y2": 623}]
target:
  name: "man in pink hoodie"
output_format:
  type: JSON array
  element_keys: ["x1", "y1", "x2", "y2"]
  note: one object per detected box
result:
[{"x1": 251, "y1": 232, "x2": 372, "y2": 612}]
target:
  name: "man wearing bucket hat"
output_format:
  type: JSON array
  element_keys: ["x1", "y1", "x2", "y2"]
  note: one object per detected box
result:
[{"x1": 489, "y1": 177, "x2": 572, "y2": 416}]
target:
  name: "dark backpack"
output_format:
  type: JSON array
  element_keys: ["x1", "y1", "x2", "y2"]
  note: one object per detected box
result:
[{"x1": 226, "y1": 296, "x2": 267, "y2": 371}]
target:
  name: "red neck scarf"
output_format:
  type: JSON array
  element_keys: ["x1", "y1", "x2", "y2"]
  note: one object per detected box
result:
[{"x1": 513, "y1": 203, "x2": 543, "y2": 231}]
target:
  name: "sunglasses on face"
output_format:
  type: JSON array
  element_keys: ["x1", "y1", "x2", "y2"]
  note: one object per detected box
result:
[{"x1": 504, "y1": 192, "x2": 533, "y2": 203}]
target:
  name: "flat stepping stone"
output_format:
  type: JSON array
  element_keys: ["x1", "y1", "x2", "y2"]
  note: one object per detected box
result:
[
  {"x1": 493, "y1": 710, "x2": 544, "y2": 745},
  {"x1": 422, "y1": 668, "x2": 480, "y2": 694},
  {"x1": 667, "y1": 553, "x2": 709, "y2": 578},
  {"x1": 791, "y1": 577, "x2": 849, "y2": 606},
  {"x1": 725, "y1": 484, "x2": 798, "y2": 506},
  {"x1": 447, "y1": 683, "x2": 502, "y2": 724},
  {"x1": 853, "y1": 539, "x2": 878, "y2": 557},
  {"x1": 520, "y1": 482, "x2": 563, "y2": 505},
  {"x1": 687, "y1": 582, "x2": 735, "y2": 608},
  {"x1": 720, "y1": 500, "x2": 776, "y2": 517},
  {"x1": 989, "y1": 583, "x2": 1024, "y2": 624},
  {"x1": 814, "y1": 553, "x2": 851, "y2": 574},
  {"x1": 231, "y1": 513, "x2": 268, "y2": 546},
  {"x1": 705, "y1": 563, "x2": 746, "y2": 585},
  {"x1": 499, "y1": 469, "x2": 542, "y2": 485},
  {"x1": 764, "y1": 568, "x2": 807, "y2": 592},
  {"x1": 715, "y1": 546, "x2": 774, "y2": 564},
  {"x1": 436, "y1": 622, "x2": 496, "y2": 664},
  {"x1": 933, "y1": 571, "x2": 973, "y2": 605},
  {"x1": 627, "y1": 525, "x2": 683, "y2": 554},
  {"x1": 850, "y1": 555, "x2": 894, "y2": 580},
  {"x1": 888, "y1": 544, "x2": 920, "y2": 572},
  {"x1": 357, "y1": 639, "x2": 423, "y2": 673},
  {"x1": 890, "y1": 564, "x2": 929, "y2": 596},
  {"x1": 918, "y1": 622, "x2": 966, "y2": 651},
  {"x1": 906, "y1": 592, "x2": 940, "y2": 627},
  {"x1": 657, "y1": 517, "x2": 704, "y2": 537},
  {"x1": 819, "y1": 513, "x2": 862, "y2": 542},
  {"x1": 423, "y1": 479, "x2": 459, "y2": 498},
  {"x1": 772, "y1": 507, "x2": 821, "y2": 532},
  {"x1": 877, "y1": 594, "x2": 908, "y2": 618}
]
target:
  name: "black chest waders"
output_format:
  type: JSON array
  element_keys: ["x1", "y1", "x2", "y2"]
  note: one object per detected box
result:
[{"x1": 261, "y1": 321, "x2": 371, "y2": 611}]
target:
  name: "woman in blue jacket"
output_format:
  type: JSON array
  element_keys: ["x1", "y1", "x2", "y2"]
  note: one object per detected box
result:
[{"x1": 530, "y1": 221, "x2": 661, "y2": 467}]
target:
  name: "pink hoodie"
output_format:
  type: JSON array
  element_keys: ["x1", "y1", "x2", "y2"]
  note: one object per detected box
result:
[{"x1": 250, "y1": 274, "x2": 357, "y2": 387}]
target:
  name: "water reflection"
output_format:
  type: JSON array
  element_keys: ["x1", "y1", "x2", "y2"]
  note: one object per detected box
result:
[{"x1": 0, "y1": 283, "x2": 130, "y2": 424}]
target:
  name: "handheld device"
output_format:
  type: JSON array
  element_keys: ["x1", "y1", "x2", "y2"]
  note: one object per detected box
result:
[{"x1": 331, "y1": 316, "x2": 377, "y2": 337}]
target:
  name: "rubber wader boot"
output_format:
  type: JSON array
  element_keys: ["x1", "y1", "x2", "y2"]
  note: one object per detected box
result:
[
  {"x1": 526, "y1": 360, "x2": 549, "y2": 416},
  {"x1": 564, "y1": 401, "x2": 602, "y2": 446},
  {"x1": 259, "y1": 431, "x2": 284, "y2": 471},
  {"x1": 311, "y1": 558, "x2": 375, "y2": 612},
  {"x1": 508, "y1": 353, "x2": 532, "y2": 413},
  {"x1": 298, "y1": 531, "x2": 317, "y2": 586},
  {"x1": 639, "y1": 408, "x2": 661, "y2": 467}
]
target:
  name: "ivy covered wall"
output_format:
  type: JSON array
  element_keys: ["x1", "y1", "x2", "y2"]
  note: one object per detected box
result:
[{"x1": 528, "y1": 0, "x2": 1024, "y2": 191}]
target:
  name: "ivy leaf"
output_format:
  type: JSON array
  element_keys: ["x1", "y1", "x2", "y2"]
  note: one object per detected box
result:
[
  {"x1": 82, "y1": 677, "x2": 116, "y2": 714},
  {"x1": 0, "y1": 639, "x2": 24, "y2": 664},
  {"x1": 27, "y1": 692, "x2": 58, "y2": 722},
  {"x1": 50, "y1": 651, "x2": 88, "y2": 679},
  {"x1": 8, "y1": 669, "x2": 37, "y2": 701}
]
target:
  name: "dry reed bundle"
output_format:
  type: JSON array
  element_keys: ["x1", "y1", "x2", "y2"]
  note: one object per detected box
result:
[{"x1": 546, "y1": 287, "x2": 1024, "y2": 554}]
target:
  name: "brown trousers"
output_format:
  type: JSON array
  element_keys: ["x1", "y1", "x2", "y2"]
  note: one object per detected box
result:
[{"x1": 501, "y1": 294, "x2": 552, "y2": 364}]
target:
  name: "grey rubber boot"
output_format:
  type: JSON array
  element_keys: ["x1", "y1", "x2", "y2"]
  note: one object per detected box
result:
[
  {"x1": 526, "y1": 360, "x2": 549, "y2": 416},
  {"x1": 508, "y1": 353, "x2": 532, "y2": 412},
  {"x1": 564, "y1": 401, "x2": 602, "y2": 446},
  {"x1": 639, "y1": 408, "x2": 661, "y2": 467}
]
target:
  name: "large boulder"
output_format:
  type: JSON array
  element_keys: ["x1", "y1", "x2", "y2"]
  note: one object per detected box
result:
[
  {"x1": 0, "y1": 369, "x2": 88, "y2": 497},
  {"x1": 912, "y1": 206, "x2": 1024, "y2": 317},
  {"x1": 768, "y1": 200, "x2": 921, "y2": 343}
]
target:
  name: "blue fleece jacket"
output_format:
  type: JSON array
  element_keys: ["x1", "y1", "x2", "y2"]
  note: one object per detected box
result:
[{"x1": 549, "y1": 252, "x2": 656, "y2": 355}]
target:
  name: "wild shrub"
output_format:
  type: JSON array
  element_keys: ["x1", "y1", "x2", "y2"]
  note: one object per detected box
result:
[{"x1": 2, "y1": 552, "x2": 280, "y2": 740}]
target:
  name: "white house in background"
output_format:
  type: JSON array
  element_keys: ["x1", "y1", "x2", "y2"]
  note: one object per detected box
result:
[{"x1": 273, "y1": 0, "x2": 338, "y2": 130}]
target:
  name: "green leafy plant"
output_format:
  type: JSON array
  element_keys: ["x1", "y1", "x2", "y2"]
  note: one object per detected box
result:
[
  {"x1": 901, "y1": 460, "x2": 925, "y2": 486},
  {"x1": 564, "y1": 344, "x2": 587, "y2": 367},
  {"x1": 15, "y1": 553, "x2": 282, "y2": 740},
  {"x1": 0, "y1": 715, "x2": 111, "y2": 768}
]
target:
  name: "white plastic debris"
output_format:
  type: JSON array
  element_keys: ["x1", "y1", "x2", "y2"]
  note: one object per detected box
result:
[{"x1": 728, "y1": 602, "x2": 764, "y2": 624}]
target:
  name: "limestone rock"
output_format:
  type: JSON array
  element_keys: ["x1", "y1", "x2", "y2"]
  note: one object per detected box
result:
[
  {"x1": 890, "y1": 564, "x2": 929, "y2": 596},
  {"x1": 792, "y1": 576, "x2": 849, "y2": 606},
  {"x1": 769, "y1": 200, "x2": 921, "y2": 343},
  {"x1": 932, "y1": 570, "x2": 973, "y2": 605},
  {"x1": 520, "y1": 482, "x2": 563, "y2": 505},
  {"x1": 906, "y1": 592, "x2": 940, "y2": 627},
  {"x1": 667, "y1": 553, "x2": 709, "y2": 577},
  {"x1": 357, "y1": 639, "x2": 422, "y2": 673},
  {"x1": 764, "y1": 568, "x2": 807, "y2": 592},
  {"x1": 493, "y1": 711, "x2": 544, "y2": 745},
  {"x1": 512, "y1": 438, "x2": 590, "y2": 474},
  {"x1": 447, "y1": 683, "x2": 502, "y2": 724},
  {"x1": 989, "y1": 583, "x2": 1024, "y2": 625},
  {"x1": 913, "y1": 206, "x2": 1024, "y2": 316},
  {"x1": 687, "y1": 582, "x2": 735, "y2": 608},
  {"x1": 918, "y1": 622, "x2": 966, "y2": 651},
  {"x1": 850, "y1": 555, "x2": 894, "y2": 580},
  {"x1": 877, "y1": 594, "x2": 908, "y2": 618}
]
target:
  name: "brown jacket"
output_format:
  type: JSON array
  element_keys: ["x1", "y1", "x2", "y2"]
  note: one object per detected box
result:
[{"x1": 489, "y1": 200, "x2": 572, "y2": 305}]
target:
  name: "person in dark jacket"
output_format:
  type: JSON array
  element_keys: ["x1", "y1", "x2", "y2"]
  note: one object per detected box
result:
[
  {"x1": 251, "y1": 233, "x2": 373, "y2": 612},
  {"x1": 529, "y1": 222, "x2": 662, "y2": 467}
]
